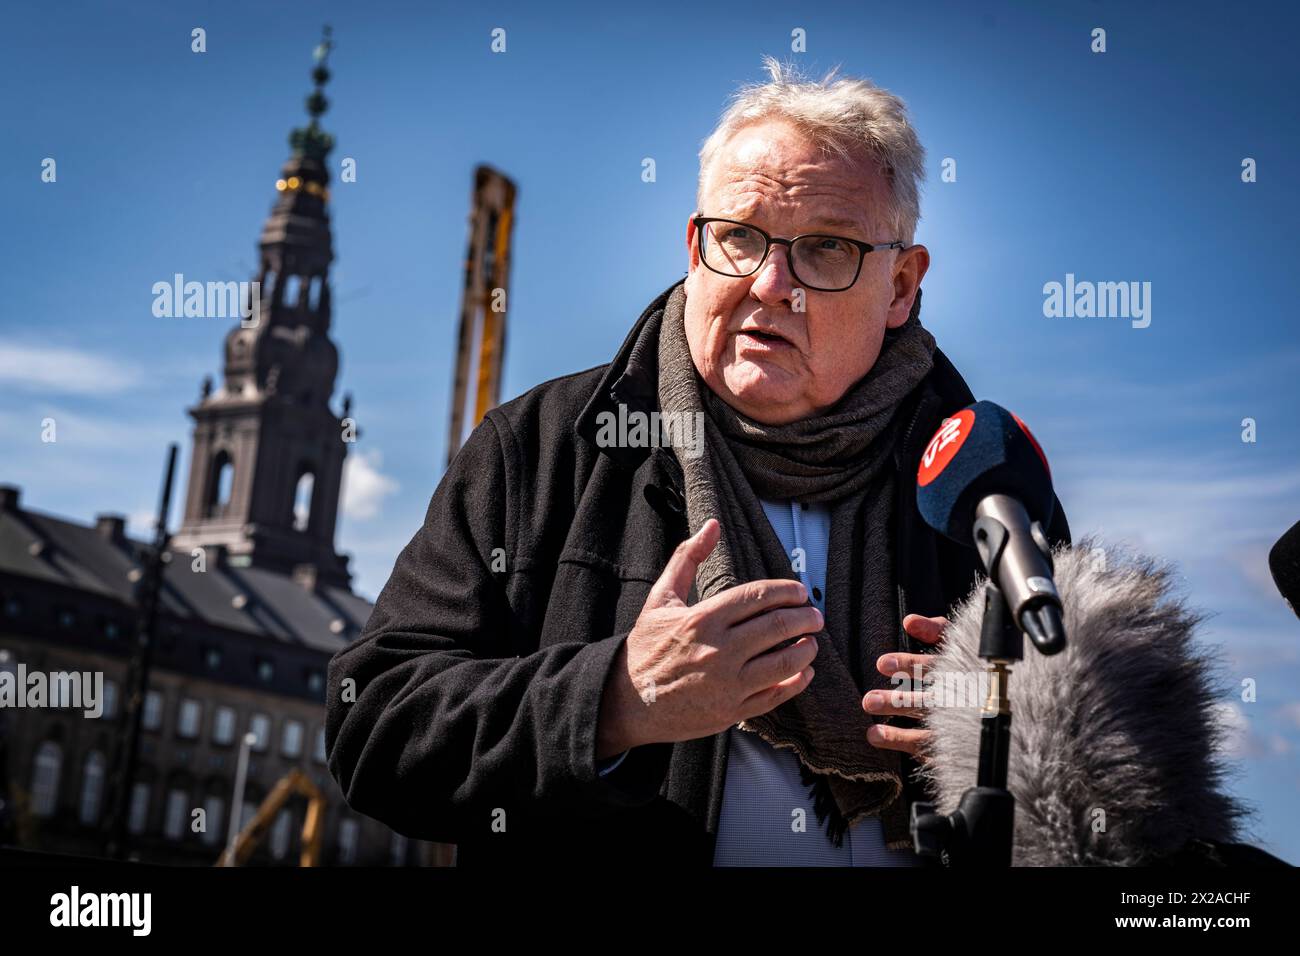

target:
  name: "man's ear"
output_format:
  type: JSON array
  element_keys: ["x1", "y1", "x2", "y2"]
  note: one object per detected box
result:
[
  {"x1": 685, "y1": 213, "x2": 701, "y2": 273},
  {"x1": 886, "y1": 243, "x2": 930, "y2": 329},
  {"x1": 684, "y1": 213, "x2": 702, "y2": 295}
]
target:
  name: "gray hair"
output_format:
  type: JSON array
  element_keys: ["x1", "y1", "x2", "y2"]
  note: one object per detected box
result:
[{"x1": 697, "y1": 56, "x2": 926, "y2": 245}]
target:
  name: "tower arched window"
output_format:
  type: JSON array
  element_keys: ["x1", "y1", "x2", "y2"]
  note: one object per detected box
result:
[
  {"x1": 207, "y1": 450, "x2": 234, "y2": 518},
  {"x1": 282, "y1": 274, "x2": 302, "y2": 309},
  {"x1": 293, "y1": 468, "x2": 315, "y2": 532}
]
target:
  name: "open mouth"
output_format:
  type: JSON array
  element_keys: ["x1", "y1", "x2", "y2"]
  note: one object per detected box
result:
[{"x1": 738, "y1": 329, "x2": 792, "y2": 348}]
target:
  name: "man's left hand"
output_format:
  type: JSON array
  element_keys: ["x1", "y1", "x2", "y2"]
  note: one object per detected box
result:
[{"x1": 862, "y1": 614, "x2": 948, "y2": 760}]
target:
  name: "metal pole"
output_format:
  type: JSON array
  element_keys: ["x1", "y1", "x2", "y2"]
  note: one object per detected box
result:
[
  {"x1": 103, "y1": 443, "x2": 178, "y2": 859},
  {"x1": 222, "y1": 731, "x2": 257, "y2": 865},
  {"x1": 0, "y1": 648, "x2": 14, "y2": 846}
]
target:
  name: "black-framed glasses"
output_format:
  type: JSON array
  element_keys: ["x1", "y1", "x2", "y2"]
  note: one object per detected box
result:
[{"x1": 693, "y1": 215, "x2": 904, "y2": 292}]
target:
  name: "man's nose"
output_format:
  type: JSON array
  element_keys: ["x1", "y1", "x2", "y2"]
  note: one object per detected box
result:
[{"x1": 748, "y1": 244, "x2": 799, "y2": 306}]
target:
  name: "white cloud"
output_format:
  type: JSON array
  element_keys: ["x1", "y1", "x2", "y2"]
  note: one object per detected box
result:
[
  {"x1": 0, "y1": 400, "x2": 189, "y2": 546},
  {"x1": 341, "y1": 448, "x2": 399, "y2": 520},
  {"x1": 0, "y1": 405, "x2": 177, "y2": 452},
  {"x1": 1215, "y1": 701, "x2": 1293, "y2": 759},
  {"x1": 1058, "y1": 454, "x2": 1300, "y2": 560},
  {"x1": 0, "y1": 341, "x2": 142, "y2": 395},
  {"x1": 1045, "y1": 434, "x2": 1298, "y2": 627},
  {"x1": 127, "y1": 509, "x2": 159, "y2": 538}
]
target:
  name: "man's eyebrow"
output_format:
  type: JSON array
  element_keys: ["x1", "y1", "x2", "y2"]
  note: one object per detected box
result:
[
  {"x1": 716, "y1": 211, "x2": 867, "y2": 232},
  {"x1": 807, "y1": 215, "x2": 864, "y2": 230}
]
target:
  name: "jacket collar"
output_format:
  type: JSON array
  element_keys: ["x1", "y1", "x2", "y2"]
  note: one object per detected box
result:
[{"x1": 573, "y1": 278, "x2": 977, "y2": 475}]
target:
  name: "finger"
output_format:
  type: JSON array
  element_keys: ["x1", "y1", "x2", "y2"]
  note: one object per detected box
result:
[
  {"x1": 876, "y1": 651, "x2": 934, "y2": 681},
  {"x1": 865, "y1": 723, "x2": 929, "y2": 757},
  {"x1": 730, "y1": 603, "x2": 824, "y2": 655},
  {"x1": 738, "y1": 633, "x2": 819, "y2": 694},
  {"x1": 737, "y1": 665, "x2": 814, "y2": 717},
  {"x1": 902, "y1": 614, "x2": 948, "y2": 644},
  {"x1": 863, "y1": 688, "x2": 927, "y2": 718},
  {"x1": 700, "y1": 578, "x2": 809, "y2": 627},
  {"x1": 646, "y1": 518, "x2": 720, "y2": 608}
]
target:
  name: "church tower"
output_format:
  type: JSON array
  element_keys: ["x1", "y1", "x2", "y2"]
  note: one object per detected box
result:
[{"x1": 172, "y1": 29, "x2": 354, "y2": 589}]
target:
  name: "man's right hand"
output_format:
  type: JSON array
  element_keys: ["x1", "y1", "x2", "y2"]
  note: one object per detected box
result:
[{"x1": 596, "y1": 518, "x2": 822, "y2": 758}]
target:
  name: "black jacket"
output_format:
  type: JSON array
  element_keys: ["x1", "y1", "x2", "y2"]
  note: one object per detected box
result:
[{"x1": 325, "y1": 277, "x2": 1072, "y2": 867}]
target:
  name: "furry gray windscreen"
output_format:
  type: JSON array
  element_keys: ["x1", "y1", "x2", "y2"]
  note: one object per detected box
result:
[{"x1": 917, "y1": 537, "x2": 1252, "y2": 866}]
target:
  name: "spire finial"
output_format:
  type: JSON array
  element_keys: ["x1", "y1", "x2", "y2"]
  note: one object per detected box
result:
[{"x1": 289, "y1": 25, "x2": 335, "y2": 162}]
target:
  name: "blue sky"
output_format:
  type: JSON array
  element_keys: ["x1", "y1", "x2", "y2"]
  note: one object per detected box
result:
[{"x1": 3, "y1": 0, "x2": 1298, "y2": 861}]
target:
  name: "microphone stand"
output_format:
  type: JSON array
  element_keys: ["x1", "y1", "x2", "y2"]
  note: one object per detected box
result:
[{"x1": 910, "y1": 516, "x2": 1065, "y2": 867}]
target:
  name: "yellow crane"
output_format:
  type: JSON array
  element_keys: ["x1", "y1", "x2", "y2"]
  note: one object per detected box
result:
[
  {"x1": 215, "y1": 769, "x2": 325, "y2": 867},
  {"x1": 447, "y1": 165, "x2": 517, "y2": 465}
]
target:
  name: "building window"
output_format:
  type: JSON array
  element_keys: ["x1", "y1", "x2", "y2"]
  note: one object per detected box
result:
[
  {"x1": 164, "y1": 788, "x2": 189, "y2": 840},
  {"x1": 3, "y1": 596, "x2": 22, "y2": 618},
  {"x1": 101, "y1": 680, "x2": 118, "y2": 721},
  {"x1": 337, "y1": 818, "x2": 359, "y2": 865},
  {"x1": 255, "y1": 657, "x2": 274, "y2": 684},
  {"x1": 177, "y1": 698, "x2": 202, "y2": 739},
  {"x1": 78, "y1": 751, "x2": 106, "y2": 825},
  {"x1": 208, "y1": 451, "x2": 234, "y2": 518},
  {"x1": 56, "y1": 606, "x2": 77, "y2": 629},
  {"x1": 201, "y1": 796, "x2": 224, "y2": 846},
  {"x1": 142, "y1": 690, "x2": 163, "y2": 731},
  {"x1": 249, "y1": 714, "x2": 270, "y2": 752},
  {"x1": 281, "y1": 720, "x2": 303, "y2": 759},
  {"x1": 101, "y1": 617, "x2": 121, "y2": 640},
  {"x1": 270, "y1": 808, "x2": 292, "y2": 861},
  {"x1": 239, "y1": 799, "x2": 257, "y2": 835},
  {"x1": 203, "y1": 646, "x2": 222, "y2": 671},
  {"x1": 293, "y1": 470, "x2": 315, "y2": 532},
  {"x1": 127, "y1": 781, "x2": 150, "y2": 835},
  {"x1": 314, "y1": 727, "x2": 327, "y2": 764},
  {"x1": 306, "y1": 669, "x2": 324, "y2": 694},
  {"x1": 213, "y1": 706, "x2": 236, "y2": 746},
  {"x1": 282, "y1": 273, "x2": 302, "y2": 307},
  {"x1": 31, "y1": 741, "x2": 62, "y2": 817}
]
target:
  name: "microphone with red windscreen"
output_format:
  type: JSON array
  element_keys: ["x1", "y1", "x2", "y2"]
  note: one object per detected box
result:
[{"x1": 916, "y1": 401, "x2": 1065, "y2": 654}]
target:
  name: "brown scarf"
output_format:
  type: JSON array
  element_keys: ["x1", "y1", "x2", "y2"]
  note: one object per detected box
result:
[{"x1": 657, "y1": 281, "x2": 936, "y2": 850}]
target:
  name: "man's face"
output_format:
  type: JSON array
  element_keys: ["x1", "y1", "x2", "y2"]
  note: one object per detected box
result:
[{"x1": 683, "y1": 118, "x2": 929, "y2": 425}]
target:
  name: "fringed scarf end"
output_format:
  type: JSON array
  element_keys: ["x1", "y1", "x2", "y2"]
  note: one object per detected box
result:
[{"x1": 798, "y1": 759, "x2": 851, "y2": 849}]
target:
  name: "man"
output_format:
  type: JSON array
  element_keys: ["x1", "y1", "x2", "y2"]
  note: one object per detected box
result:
[{"x1": 325, "y1": 57, "x2": 1070, "y2": 867}]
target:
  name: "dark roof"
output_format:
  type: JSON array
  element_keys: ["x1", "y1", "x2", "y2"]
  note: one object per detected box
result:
[{"x1": 0, "y1": 496, "x2": 371, "y2": 654}]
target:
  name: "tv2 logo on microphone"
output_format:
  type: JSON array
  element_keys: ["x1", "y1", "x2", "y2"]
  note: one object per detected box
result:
[
  {"x1": 919, "y1": 409, "x2": 974, "y2": 487},
  {"x1": 919, "y1": 406, "x2": 1051, "y2": 489}
]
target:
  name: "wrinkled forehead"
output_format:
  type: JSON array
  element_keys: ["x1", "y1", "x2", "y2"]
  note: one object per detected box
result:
[{"x1": 701, "y1": 121, "x2": 891, "y2": 235}]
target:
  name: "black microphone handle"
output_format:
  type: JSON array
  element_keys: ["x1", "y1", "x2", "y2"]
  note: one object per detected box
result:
[{"x1": 974, "y1": 494, "x2": 1065, "y2": 654}]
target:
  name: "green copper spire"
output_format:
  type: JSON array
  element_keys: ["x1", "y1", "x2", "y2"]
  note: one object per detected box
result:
[{"x1": 289, "y1": 25, "x2": 335, "y2": 162}]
